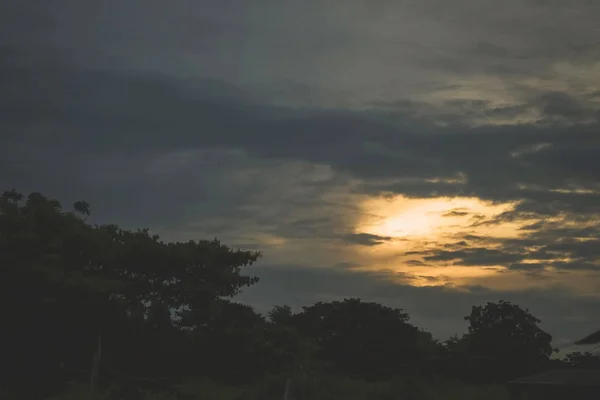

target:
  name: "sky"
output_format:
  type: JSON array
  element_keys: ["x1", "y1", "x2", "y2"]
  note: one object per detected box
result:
[{"x1": 2, "y1": 0, "x2": 600, "y2": 348}]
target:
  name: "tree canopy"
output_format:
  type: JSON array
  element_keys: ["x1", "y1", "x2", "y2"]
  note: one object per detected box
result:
[
  {"x1": 0, "y1": 190, "x2": 261, "y2": 397},
  {"x1": 292, "y1": 298, "x2": 427, "y2": 378},
  {"x1": 462, "y1": 300, "x2": 555, "y2": 382}
]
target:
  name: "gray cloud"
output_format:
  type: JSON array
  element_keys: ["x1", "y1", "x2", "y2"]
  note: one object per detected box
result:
[
  {"x1": 5, "y1": 60, "x2": 599, "y2": 203},
  {"x1": 539, "y1": 92, "x2": 588, "y2": 119},
  {"x1": 509, "y1": 263, "x2": 546, "y2": 271},
  {"x1": 3, "y1": 0, "x2": 600, "y2": 104},
  {"x1": 2, "y1": 60, "x2": 600, "y2": 311},
  {"x1": 423, "y1": 248, "x2": 525, "y2": 266},
  {"x1": 443, "y1": 210, "x2": 470, "y2": 217},
  {"x1": 3, "y1": 0, "x2": 600, "y2": 340},
  {"x1": 341, "y1": 233, "x2": 394, "y2": 247}
]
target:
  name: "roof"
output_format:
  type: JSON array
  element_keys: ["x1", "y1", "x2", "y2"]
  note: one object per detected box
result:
[{"x1": 509, "y1": 369, "x2": 600, "y2": 386}]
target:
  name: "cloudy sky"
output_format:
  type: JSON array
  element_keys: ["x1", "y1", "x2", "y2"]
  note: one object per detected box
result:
[{"x1": 2, "y1": 0, "x2": 600, "y2": 347}]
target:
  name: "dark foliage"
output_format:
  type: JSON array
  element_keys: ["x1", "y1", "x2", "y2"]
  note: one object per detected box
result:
[{"x1": 0, "y1": 190, "x2": 593, "y2": 399}]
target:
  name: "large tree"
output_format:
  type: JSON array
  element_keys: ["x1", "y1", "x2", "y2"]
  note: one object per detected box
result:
[
  {"x1": 463, "y1": 300, "x2": 555, "y2": 382},
  {"x1": 0, "y1": 190, "x2": 261, "y2": 398},
  {"x1": 293, "y1": 298, "x2": 429, "y2": 379}
]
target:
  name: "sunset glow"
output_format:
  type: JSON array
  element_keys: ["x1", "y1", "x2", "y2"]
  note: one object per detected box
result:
[
  {"x1": 357, "y1": 195, "x2": 520, "y2": 243},
  {"x1": 349, "y1": 194, "x2": 576, "y2": 288}
]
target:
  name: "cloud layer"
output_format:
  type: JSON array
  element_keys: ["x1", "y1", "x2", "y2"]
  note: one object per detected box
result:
[{"x1": 2, "y1": 0, "x2": 600, "y2": 342}]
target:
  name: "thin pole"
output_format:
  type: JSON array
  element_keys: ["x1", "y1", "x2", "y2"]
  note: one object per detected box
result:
[
  {"x1": 283, "y1": 378, "x2": 292, "y2": 400},
  {"x1": 89, "y1": 334, "x2": 102, "y2": 400}
]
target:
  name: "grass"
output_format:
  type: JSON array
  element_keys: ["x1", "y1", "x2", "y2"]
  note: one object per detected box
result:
[{"x1": 43, "y1": 376, "x2": 511, "y2": 400}]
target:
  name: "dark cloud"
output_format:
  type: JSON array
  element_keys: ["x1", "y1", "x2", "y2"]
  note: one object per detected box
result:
[
  {"x1": 2, "y1": 58, "x2": 599, "y2": 213},
  {"x1": 443, "y1": 241, "x2": 469, "y2": 249},
  {"x1": 539, "y1": 92, "x2": 588, "y2": 119},
  {"x1": 423, "y1": 248, "x2": 525, "y2": 266},
  {"x1": 3, "y1": 0, "x2": 600, "y2": 341},
  {"x1": 472, "y1": 41, "x2": 510, "y2": 58},
  {"x1": 551, "y1": 261, "x2": 600, "y2": 271},
  {"x1": 443, "y1": 210, "x2": 470, "y2": 217},
  {"x1": 3, "y1": 60, "x2": 599, "y2": 281},
  {"x1": 509, "y1": 263, "x2": 545, "y2": 271},
  {"x1": 428, "y1": 226, "x2": 600, "y2": 273},
  {"x1": 406, "y1": 260, "x2": 428, "y2": 266},
  {"x1": 341, "y1": 233, "x2": 394, "y2": 246}
]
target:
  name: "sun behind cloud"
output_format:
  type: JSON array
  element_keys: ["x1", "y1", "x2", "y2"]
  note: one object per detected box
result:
[
  {"x1": 350, "y1": 194, "x2": 543, "y2": 287},
  {"x1": 349, "y1": 194, "x2": 600, "y2": 294},
  {"x1": 357, "y1": 195, "x2": 518, "y2": 241}
]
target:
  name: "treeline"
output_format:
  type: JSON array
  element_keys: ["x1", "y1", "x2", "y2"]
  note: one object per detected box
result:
[{"x1": 0, "y1": 190, "x2": 597, "y2": 400}]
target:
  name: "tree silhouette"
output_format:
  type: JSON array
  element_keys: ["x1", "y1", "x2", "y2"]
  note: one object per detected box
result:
[
  {"x1": 293, "y1": 298, "x2": 427, "y2": 379},
  {"x1": 463, "y1": 300, "x2": 554, "y2": 382},
  {"x1": 565, "y1": 351, "x2": 600, "y2": 369},
  {"x1": 3, "y1": 188, "x2": 591, "y2": 398},
  {"x1": 0, "y1": 190, "x2": 262, "y2": 398},
  {"x1": 268, "y1": 304, "x2": 294, "y2": 326}
]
